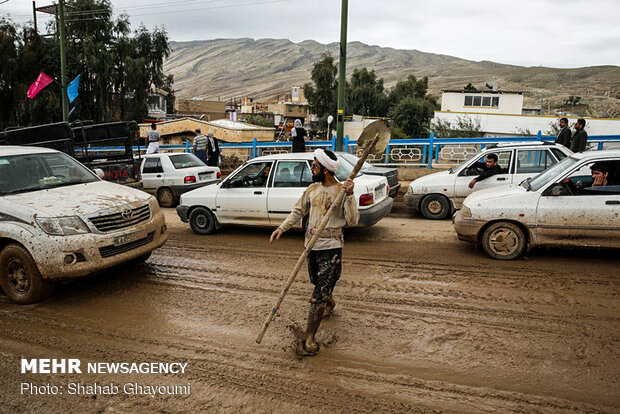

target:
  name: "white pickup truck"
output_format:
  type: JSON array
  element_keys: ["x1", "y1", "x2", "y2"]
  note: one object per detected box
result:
[
  {"x1": 140, "y1": 153, "x2": 220, "y2": 207},
  {"x1": 0, "y1": 146, "x2": 168, "y2": 304}
]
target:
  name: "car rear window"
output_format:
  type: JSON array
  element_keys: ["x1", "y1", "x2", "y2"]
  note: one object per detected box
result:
[
  {"x1": 169, "y1": 154, "x2": 205, "y2": 169},
  {"x1": 551, "y1": 148, "x2": 568, "y2": 161}
]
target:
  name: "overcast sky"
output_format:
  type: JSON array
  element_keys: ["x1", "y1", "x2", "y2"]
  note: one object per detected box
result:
[{"x1": 3, "y1": 0, "x2": 619, "y2": 68}]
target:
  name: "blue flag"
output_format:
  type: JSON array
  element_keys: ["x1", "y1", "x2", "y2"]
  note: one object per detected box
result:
[{"x1": 67, "y1": 74, "x2": 80, "y2": 103}]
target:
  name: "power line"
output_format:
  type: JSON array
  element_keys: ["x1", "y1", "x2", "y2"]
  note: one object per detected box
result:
[
  {"x1": 65, "y1": 0, "x2": 292, "y2": 23},
  {"x1": 65, "y1": 0, "x2": 227, "y2": 17}
]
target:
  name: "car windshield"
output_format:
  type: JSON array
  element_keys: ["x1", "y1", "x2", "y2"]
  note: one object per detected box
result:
[
  {"x1": 528, "y1": 157, "x2": 578, "y2": 191},
  {"x1": 333, "y1": 156, "x2": 358, "y2": 181},
  {"x1": 169, "y1": 153, "x2": 206, "y2": 169},
  {"x1": 0, "y1": 152, "x2": 98, "y2": 196},
  {"x1": 339, "y1": 152, "x2": 372, "y2": 169}
]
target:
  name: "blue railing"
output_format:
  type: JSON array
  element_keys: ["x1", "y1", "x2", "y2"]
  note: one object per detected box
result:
[{"x1": 86, "y1": 130, "x2": 620, "y2": 168}]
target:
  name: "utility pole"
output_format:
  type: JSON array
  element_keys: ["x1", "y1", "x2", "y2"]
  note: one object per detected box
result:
[
  {"x1": 335, "y1": 0, "x2": 348, "y2": 151},
  {"x1": 58, "y1": 0, "x2": 68, "y2": 121}
]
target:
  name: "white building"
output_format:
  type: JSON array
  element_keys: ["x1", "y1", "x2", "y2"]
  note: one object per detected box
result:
[
  {"x1": 433, "y1": 111, "x2": 620, "y2": 137},
  {"x1": 440, "y1": 89, "x2": 525, "y2": 115}
]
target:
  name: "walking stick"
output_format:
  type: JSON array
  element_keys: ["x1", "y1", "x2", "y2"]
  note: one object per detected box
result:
[{"x1": 256, "y1": 121, "x2": 390, "y2": 344}]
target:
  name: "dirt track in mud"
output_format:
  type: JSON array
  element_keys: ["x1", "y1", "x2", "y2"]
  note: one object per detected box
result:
[{"x1": 1, "y1": 208, "x2": 619, "y2": 413}]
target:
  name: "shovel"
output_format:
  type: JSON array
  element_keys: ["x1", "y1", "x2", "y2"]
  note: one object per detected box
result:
[{"x1": 256, "y1": 120, "x2": 391, "y2": 344}]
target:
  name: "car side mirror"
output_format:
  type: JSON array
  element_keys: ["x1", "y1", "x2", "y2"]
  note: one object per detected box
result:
[
  {"x1": 93, "y1": 168, "x2": 105, "y2": 179},
  {"x1": 545, "y1": 184, "x2": 567, "y2": 196}
]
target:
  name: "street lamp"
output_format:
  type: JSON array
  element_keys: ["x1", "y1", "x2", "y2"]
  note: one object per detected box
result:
[{"x1": 327, "y1": 115, "x2": 334, "y2": 140}]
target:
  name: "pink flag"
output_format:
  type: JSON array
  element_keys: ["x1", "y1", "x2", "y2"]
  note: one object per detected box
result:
[{"x1": 27, "y1": 72, "x2": 53, "y2": 99}]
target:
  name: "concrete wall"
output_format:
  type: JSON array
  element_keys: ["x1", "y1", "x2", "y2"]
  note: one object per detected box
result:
[
  {"x1": 441, "y1": 92, "x2": 523, "y2": 115},
  {"x1": 433, "y1": 111, "x2": 620, "y2": 136},
  {"x1": 139, "y1": 117, "x2": 275, "y2": 143}
]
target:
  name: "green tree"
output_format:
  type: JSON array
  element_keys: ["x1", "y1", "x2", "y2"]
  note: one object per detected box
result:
[
  {"x1": 388, "y1": 74, "x2": 431, "y2": 103},
  {"x1": 348, "y1": 67, "x2": 388, "y2": 116},
  {"x1": 0, "y1": 0, "x2": 172, "y2": 129},
  {"x1": 389, "y1": 96, "x2": 436, "y2": 137},
  {"x1": 464, "y1": 83, "x2": 477, "y2": 91},
  {"x1": 303, "y1": 53, "x2": 338, "y2": 124},
  {"x1": 386, "y1": 75, "x2": 437, "y2": 137}
]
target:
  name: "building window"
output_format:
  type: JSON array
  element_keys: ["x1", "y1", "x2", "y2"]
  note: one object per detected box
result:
[{"x1": 464, "y1": 95, "x2": 500, "y2": 107}]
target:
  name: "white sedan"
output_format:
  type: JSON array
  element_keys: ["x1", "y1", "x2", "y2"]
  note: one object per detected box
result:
[
  {"x1": 140, "y1": 153, "x2": 220, "y2": 208},
  {"x1": 176, "y1": 153, "x2": 393, "y2": 234},
  {"x1": 404, "y1": 142, "x2": 572, "y2": 219},
  {"x1": 453, "y1": 150, "x2": 620, "y2": 259}
]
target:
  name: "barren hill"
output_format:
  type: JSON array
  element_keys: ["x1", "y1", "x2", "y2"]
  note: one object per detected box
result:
[{"x1": 164, "y1": 38, "x2": 620, "y2": 115}]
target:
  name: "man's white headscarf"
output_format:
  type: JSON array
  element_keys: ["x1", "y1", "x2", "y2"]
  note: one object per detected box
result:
[
  {"x1": 294, "y1": 119, "x2": 302, "y2": 128},
  {"x1": 313, "y1": 148, "x2": 339, "y2": 172}
]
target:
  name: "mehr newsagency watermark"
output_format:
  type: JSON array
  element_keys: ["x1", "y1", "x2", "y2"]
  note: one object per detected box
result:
[{"x1": 19, "y1": 358, "x2": 191, "y2": 397}]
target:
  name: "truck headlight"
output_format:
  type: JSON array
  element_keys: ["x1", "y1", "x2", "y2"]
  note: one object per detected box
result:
[
  {"x1": 461, "y1": 206, "x2": 472, "y2": 219},
  {"x1": 148, "y1": 196, "x2": 160, "y2": 214},
  {"x1": 36, "y1": 216, "x2": 90, "y2": 236}
]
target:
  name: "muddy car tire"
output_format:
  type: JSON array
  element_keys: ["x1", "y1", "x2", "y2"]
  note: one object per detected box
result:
[
  {"x1": 0, "y1": 244, "x2": 53, "y2": 304},
  {"x1": 157, "y1": 188, "x2": 176, "y2": 208},
  {"x1": 481, "y1": 222, "x2": 526, "y2": 260},
  {"x1": 189, "y1": 207, "x2": 216, "y2": 235},
  {"x1": 420, "y1": 194, "x2": 451, "y2": 220}
]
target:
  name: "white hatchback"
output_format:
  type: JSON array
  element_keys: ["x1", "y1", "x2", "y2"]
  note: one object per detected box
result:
[
  {"x1": 176, "y1": 153, "x2": 393, "y2": 234},
  {"x1": 454, "y1": 150, "x2": 620, "y2": 259},
  {"x1": 404, "y1": 142, "x2": 572, "y2": 219},
  {"x1": 140, "y1": 153, "x2": 220, "y2": 207}
]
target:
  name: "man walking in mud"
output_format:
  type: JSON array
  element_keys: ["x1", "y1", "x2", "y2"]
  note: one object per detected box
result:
[{"x1": 270, "y1": 149, "x2": 359, "y2": 356}]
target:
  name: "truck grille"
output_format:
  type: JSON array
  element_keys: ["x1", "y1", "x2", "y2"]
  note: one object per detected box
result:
[
  {"x1": 99, "y1": 232, "x2": 155, "y2": 258},
  {"x1": 89, "y1": 204, "x2": 150, "y2": 232}
]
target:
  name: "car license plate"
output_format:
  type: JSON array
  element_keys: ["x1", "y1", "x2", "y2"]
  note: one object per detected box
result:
[
  {"x1": 113, "y1": 232, "x2": 141, "y2": 246},
  {"x1": 375, "y1": 184, "x2": 385, "y2": 199},
  {"x1": 198, "y1": 173, "x2": 210, "y2": 181}
]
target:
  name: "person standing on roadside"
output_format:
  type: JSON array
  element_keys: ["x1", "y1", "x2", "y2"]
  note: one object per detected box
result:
[
  {"x1": 193, "y1": 129, "x2": 209, "y2": 163},
  {"x1": 146, "y1": 122, "x2": 160, "y2": 154},
  {"x1": 570, "y1": 118, "x2": 588, "y2": 153},
  {"x1": 291, "y1": 119, "x2": 307, "y2": 153},
  {"x1": 270, "y1": 149, "x2": 358, "y2": 357},
  {"x1": 555, "y1": 118, "x2": 571, "y2": 148},
  {"x1": 207, "y1": 131, "x2": 220, "y2": 167}
]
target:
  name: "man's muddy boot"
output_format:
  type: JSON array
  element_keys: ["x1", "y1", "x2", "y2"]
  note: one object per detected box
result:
[
  {"x1": 323, "y1": 296, "x2": 336, "y2": 318},
  {"x1": 297, "y1": 304, "x2": 324, "y2": 356}
]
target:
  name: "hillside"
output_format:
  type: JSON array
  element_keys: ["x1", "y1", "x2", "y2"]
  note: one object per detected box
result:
[{"x1": 164, "y1": 38, "x2": 620, "y2": 115}]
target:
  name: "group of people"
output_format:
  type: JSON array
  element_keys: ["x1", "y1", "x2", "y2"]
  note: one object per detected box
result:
[
  {"x1": 144, "y1": 123, "x2": 221, "y2": 167},
  {"x1": 192, "y1": 129, "x2": 220, "y2": 167},
  {"x1": 555, "y1": 117, "x2": 588, "y2": 153}
]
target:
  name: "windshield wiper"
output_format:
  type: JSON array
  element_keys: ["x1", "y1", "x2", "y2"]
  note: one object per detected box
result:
[{"x1": 1, "y1": 186, "x2": 41, "y2": 196}]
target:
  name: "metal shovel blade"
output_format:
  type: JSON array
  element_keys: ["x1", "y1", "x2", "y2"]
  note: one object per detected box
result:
[{"x1": 355, "y1": 119, "x2": 391, "y2": 155}]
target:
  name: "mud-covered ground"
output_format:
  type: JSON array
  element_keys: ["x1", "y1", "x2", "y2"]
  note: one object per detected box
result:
[{"x1": 1, "y1": 208, "x2": 618, "y2": 413}]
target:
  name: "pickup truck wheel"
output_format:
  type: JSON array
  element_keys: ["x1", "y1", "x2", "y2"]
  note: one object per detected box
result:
[
  {"x1": 0, "y1": 244, "x2": 53, "y2": 304},
  {"x1": 482, "y1": 222, "x2": 526, "y2": 260},
  {"x1": 189, "y1": 207, "x2": 216, "y2": 235},
  {"x1": 420, "y1": 194, "x2": 450, "y2": 220},
  {"x1": 157, "y1": 188, "x2": 176, "y2": 208}
]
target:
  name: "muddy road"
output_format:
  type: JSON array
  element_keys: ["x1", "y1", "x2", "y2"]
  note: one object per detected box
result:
[{"x1": 1, "y1": 209, "x2": 619, "y2": 413}]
